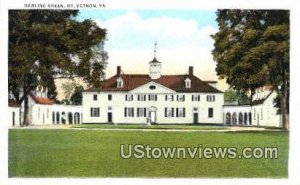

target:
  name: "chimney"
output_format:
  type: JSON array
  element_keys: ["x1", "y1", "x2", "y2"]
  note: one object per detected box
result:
[
  {"x1": 189, "y1": 66, "x2": 193, "y2": 76},
  {"x1": 117, "y1": 66, "x2": 121, "y2": 76}
]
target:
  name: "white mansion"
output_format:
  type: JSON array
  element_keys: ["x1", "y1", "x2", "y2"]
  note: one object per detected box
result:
[
  {"x1": 82, "y1": 57, "x2": 224, "y2": 125},
  {"x1": 8, "y1": 57, "x2": 282, "y2": 128}
]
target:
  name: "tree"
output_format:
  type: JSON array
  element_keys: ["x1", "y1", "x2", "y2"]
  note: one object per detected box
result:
[
  {"x1": 9, "y1": 10, "x2": 107, "y2": 126},
  {"x1": 70, "y1": 85, "x2": 84, "y2": 105},
  {"x1": 212, "y1": 10, "x2": 289, "y2": 129},
  {"x1": 61, "y1": 81, "x2": 77, "y2": 100},
  {"x1": 224, "y1": 89, "x2": 251, "y2": 105}
]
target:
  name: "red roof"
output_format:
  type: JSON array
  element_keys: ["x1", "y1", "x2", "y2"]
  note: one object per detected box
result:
[
  {"x1": 86, "y1": 74, "x2": 222, "y2": 93},
  {"x1": 30, "y1": 93, "x2": 53, "y2": 105}
]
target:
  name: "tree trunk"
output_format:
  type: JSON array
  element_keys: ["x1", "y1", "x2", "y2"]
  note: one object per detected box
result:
[
  {"x1": 280, "y1": 95, "x2": 289, "y2": 130},
  {"x1": 23, "y1": 95, "x2": 30, "y2": 126}
]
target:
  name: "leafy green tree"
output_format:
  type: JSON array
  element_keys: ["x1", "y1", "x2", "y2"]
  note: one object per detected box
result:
[
  {"x1": 212, "y1": 10, "x2": 289, "y2": 129},
  {"x1": 70, "y1": 85, "x2": 84, "y2": 105},
  {"x1": 224, "y1": 89, "x2": 251, "y2": 105},
  {"x1": 61, "y1": 81, "x2": 77, "y2": 100},
  {"x1": 9, "y1": 10, "x2": 107, "y2": 126},
  {"x1": 61, "y1": 99, "x2": 71, "y2": 105}
]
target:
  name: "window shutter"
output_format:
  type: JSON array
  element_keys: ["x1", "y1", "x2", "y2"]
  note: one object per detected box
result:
[
  {"x1": 165, "y1": 108, "x2": 167, "y2": 117},
  {"x1": 155, "y1": 95, "x2": 157, "y2": 101},
  {"x1": 144, "y1": 108, "x2": 147, "y2": 117},
  {"x1": 198, "y1": 95, "x2": 200, "y2": 101},
  {"x1": 132, "y1": 108, "x2": 134, "y2": 117},
  {"x1": 176, "y1": 108, "x2": 178, "y2": 117},
  {"x1": 165, "y1": 95, "x2": 167, "y2": 101},
  {"x1": 172, "y1": 108, "x2": 174, "y2": 117},
  {"x1": 90, "y1": 108, "x2": 93, "y2": 117},
  {"x1": 137, "y1": 108, "x2": 140, "y2": 117},
  {"x1": 183, "y1": 108, "x2": 186, "y2": 117},
  {"x1": 124, "y1": 108, "x2": 127, "y2": 117},
  {"x1": 183, "y1": 95, "x2": 185, "y2": 101}
]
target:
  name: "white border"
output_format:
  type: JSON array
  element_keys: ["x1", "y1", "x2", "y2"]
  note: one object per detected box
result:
[{"x1": 1, "y1": 0, "x2": 300, "y2": 185}]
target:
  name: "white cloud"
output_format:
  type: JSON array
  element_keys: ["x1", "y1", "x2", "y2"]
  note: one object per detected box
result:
[{"x1": 94, "y1": 11, "x2": 228, "y2": 90}]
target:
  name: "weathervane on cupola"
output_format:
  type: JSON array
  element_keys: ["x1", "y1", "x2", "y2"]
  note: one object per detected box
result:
[
  {"x1": 154, "y1": 41, "x2": 157, "y2": 58},
  {"x1": 149, "y1": 41, "x2": 162, "y2": 79}
]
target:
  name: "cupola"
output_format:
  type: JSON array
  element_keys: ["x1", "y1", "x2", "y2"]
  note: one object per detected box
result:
[{"x1": 149, "y1": 41, "x2": 161, "y2": 79}]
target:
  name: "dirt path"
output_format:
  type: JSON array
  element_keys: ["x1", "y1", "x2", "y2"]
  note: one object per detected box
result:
[{"x1": 10, "y1": 125, "x2": 280, "y2": 132}]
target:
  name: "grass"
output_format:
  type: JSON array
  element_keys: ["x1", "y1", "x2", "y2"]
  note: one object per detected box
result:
[
  {"x1": 9, "y1": 129, "x2": 288, "y2": 178},
  {"x1": 72, "y1": 124, "x2": 227, "y2": 130}
]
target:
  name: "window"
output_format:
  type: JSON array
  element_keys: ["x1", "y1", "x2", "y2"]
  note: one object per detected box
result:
[
  {"x1": 108, "y1": 106, "x2": 112, "y2": 111},
  {"x1": 108, "y1": 94, "x2": 112, "y2": 101},
  {"x1": 185, "y1": 78, "x2": 191, "y2": 88},
  {"x1": 125, "y1": 94, "x2": 133, "y2": 101},
  {"x1": 137, "y1": 108, "x2": 147, "y2": 117},
  {"x1": 165, "y1": 94, "x2": 174, "y2": 101},
  {"x1": 117, "y1": 77, "x2": 124, "y2": 88},
  {"x1": 124, "y1": 107, "x2": 134, "y2": 117},
  {"x1": 177, "y1": 95, "x2": 185, "y2": 102},
  {"x1": 207, "y1": 95, "x2": 215, "y2": 102},
  {"x1": 93, "y1": 94, "x2": 97, "y2": 101},
  {"x1": 192, "y1": 95, "x2": 200, "y2": 101},
  {"x1": 148, "y1": 94, "x2": 157, "y2": 101},
  {"x1": 149, "y1": 85, "x2": 156, "y2": 90},
  {"x1": 165, "y1": 107, "x2": 174, "y2": 118},
  {"x1": 137, "y1": 94, "x2": 147, "y2": 101},
  {"x1": 90, "y1": 107, "x2": 100, "y2": 117},
  {"x1": 176, "y1": 108, "x2": 185, "y2": 117},
  {"x1": 208, "y1": 108, "x2": 214, "y2": 118}
]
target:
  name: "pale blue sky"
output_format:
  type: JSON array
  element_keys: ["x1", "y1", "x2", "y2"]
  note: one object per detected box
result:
[
  {"x1": 75, "y1": 9, "x2": 228, "y2": 90},
  {"x1": 77, "y1": 9, "x2": 217, "y2": 28}
]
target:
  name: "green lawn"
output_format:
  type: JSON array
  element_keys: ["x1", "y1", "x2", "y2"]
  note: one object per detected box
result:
[{"x1": 9, "y1": 129, "x2": 288, "y2": 178}]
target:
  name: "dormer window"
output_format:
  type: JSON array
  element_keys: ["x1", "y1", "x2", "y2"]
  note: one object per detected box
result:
[
  {"x1": 185, "y1": 78, "x2": 191, "y2": 88},
  {"x1": 117, "y1": 77, "x2": 123, "y2": 88}
]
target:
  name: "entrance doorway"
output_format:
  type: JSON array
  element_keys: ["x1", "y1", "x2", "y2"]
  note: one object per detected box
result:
[
  {"x1": 150, "y1": 111, "x2": 156, "y2": 123},
  {"x1": 108, "y1": 112, "x2": 113, "y2": 123},
  {"x1": 12, "y1": 112, "x2": 15, "y2": 126},
  {"x1": 193, "y1": 113, "x2": 198, "y2": 124}
]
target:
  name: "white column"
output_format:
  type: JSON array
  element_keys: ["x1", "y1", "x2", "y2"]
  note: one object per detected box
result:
[
  {"x1": 71, "y1": 112, "x2": 74, "y2": 125},
  {"x1": 66, "y1": 113, "x2": 69, "y2": 125},
  {"x1": 73, "y1": 113, "x2": 76, "y2": 124},
  {"x1": 60, "y1": 112, "x2": 63, "y2": 124}
]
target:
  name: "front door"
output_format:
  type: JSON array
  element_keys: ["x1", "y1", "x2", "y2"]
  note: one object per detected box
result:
[
  {"x1": 193, "y1": 113, "x2": 198, "y2": 124},
  {"x1": 12, "y1": 112, "x2": 15, "y2": 126},
  {"x1": 150, "y1": 111, "x2": 156, "y2": 123},
  {"x1": 108, "y1": 112, "x2": 112, "y2": 123}
]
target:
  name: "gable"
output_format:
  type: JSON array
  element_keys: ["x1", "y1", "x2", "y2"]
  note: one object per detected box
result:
[{"x1": 129, "y1": 81, "x2": 176, "y2": 94}]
